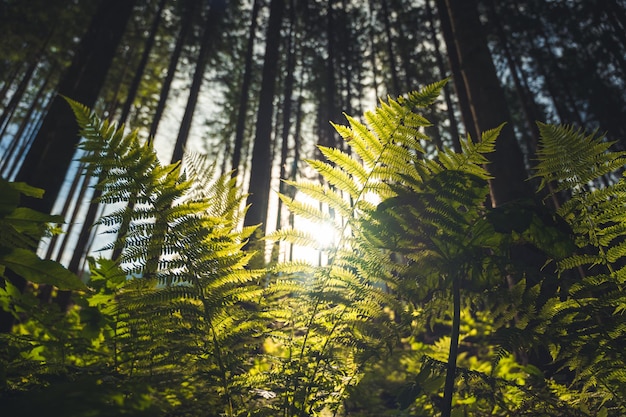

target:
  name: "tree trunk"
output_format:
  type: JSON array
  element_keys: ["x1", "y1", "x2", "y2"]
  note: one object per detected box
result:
[
  {"x1": 70, "y1": 0, "x2": 168, "y2": 272},
  {"x1": 444, "y1": 0, "x2": 532, "y2": 207},
  {"x1": 425, "y1": 0, "x2": 461, "y2": 153},
  {"x1": 0, "y1": 66, "x2": 55, "y2": 177},
  {"x1": 148, "y1": 0, "x2": 196, "y2": 140},
  {"x1": 231, "y1": 0, "x2": 261, "y2": 176},
  {"x1": 380, "y1": 0, "x2": 400, "y2": 96},
  {"x1": 120, "y1": 0, "x2": 167, "y2": 125},
  {"x1": 273, "y1": 0, "x2": 297, "y2": 264},
  {"x1": 0, "y1": 0, "x2": 137, "y2": 333},
  {"x1": 435, "y1": 0, "x2": 477, "y2": 142},
  {"x1": 244, "y1": 0, "x2": 285, "y2": 252},
  {"x1": 171, "y1": 0, "x2": 226, "y2": 164},
  {"x1": 486, "y1": 0, "x2": 541, "y2": 148}
]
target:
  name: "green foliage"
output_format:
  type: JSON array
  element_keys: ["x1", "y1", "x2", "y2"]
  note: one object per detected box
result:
[
  {"x1": 532, "y1": 123, "x2": 626, "y2": 411},
  {"x1": 259, "y1": 81, "x2": 453, "y2": 416},
  {"x1": 2, "y1": 86, "x2": 626, "y2": 417}
]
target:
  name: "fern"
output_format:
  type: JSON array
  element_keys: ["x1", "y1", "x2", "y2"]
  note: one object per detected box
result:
[
  {"x1": 64, "y1": 98, "x2": 267, "y2": 416},
  {"x1": 533, "y1": 122, "x2": 626, "y2": 412}
]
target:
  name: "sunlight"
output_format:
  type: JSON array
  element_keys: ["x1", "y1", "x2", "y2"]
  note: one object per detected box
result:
[{"x1": 291, "y1": 216, "x2": 342, "y2": 266}]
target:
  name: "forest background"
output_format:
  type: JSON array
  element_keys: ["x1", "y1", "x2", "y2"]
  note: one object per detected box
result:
[{"x1": 0, "y1": 0, "x2": 625, "y2": 416}]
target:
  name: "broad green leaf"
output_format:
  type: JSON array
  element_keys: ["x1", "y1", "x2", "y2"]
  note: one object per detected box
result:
[
  {"x1": 0, "y1": 248, "x2": 85, "y2": 290},
  {"x1": 0, "y1": 178, "x2": 20, "y2": 217}
]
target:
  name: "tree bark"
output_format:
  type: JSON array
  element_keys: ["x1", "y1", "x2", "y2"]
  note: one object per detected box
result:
[
  {"x1": 244, "y1": 0, "x2": 285, "y2": 249},
  {"x1": 14, "y1": 0, "x2": 136, "y2": 214},
  {"x1": 444, "y1": 0, "x2": 532, "y2": 207},
  {"x1": 231, "y1": 0, "x2": 261, "y2": 175},
  {"x1": 425, "y1": 0, "x2": 461, "y2": 153},
  {"x1": 171, "y1": 0, "x2": 226, "y2": 164},
  {"x1": 380, "y1": 0, "x2": 400, "y2": 96},
  {"x1": 0, "y1": 0, "x2": 137, "y2": 333},
  {"x1": 435, "y1": 0, "x2": 477, "y2": 143},
  {"x1": 148, "y1": 0, "x2": 196, "y2": 140}
]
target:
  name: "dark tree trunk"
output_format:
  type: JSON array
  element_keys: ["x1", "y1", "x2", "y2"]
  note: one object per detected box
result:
[
  {"x1": 69, "y1": 0, "x2": 168, "y2": 273},
  {"x1": 244, "y1": 0, "x2": 285, "y2": 243},
  {"x1": 276, "y1": 0, "x2": 297, "y2": 238},
  {"x1": 0, "y1": 0, "x2": 137, "y2": 333},
  {"x1": 1, "y1": 67, "x2": 55, "y2": 177},
  {"x1": 366, "y1": 0, "x2": 380, "y2": 99},
  {"x1": 435, "y1": 0, "x2": 477, "y2": 142},
  {"x1": 425, "y1": 0, "x2": 461, "y2": 153},
  {"x1": 171, "y1": 0, "x2": 226, "y2": 164},
  {"x1": 486, "y1": 0, "x2": 541, "y2": 148},
  {"x1": 380, "y1": 0, "x2": 400, "y2": 96},
  {"x1": 444, "y1": 0, "x2": 532, "y2": 207},
  {"x1": 0, "y1": 61, "x2": 38, "y2": 139},
  {"x1": 231, "y1": 0, "x2": 261, "y2": 175},
  {"x1": 149, "y1": 0, "x2": 196, "y2": 140},
  {"x1": 120, "y1": 0, "x2": 167, "y2": 124},
  {"x1": 14, "y1": 0, "x2": 136, "y2": 213}
]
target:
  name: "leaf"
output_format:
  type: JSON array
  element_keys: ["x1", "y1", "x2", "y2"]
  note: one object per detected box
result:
[
  {"x1": 0, "y1": 248, "x2": 85, "y2": 290},
  {"x1": 0, "y1": 178, "x2": 20, "y2": 217},
  {"x1": 4, "y1": 207, "x2": 64, "y2": 234}
]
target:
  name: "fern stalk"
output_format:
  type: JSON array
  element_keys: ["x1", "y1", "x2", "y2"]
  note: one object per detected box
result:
[{"x1": 442, "y1": 275, "x2": 461, "y2": 417}]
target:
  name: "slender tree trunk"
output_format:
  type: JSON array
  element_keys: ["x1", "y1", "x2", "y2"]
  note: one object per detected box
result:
[
  {"x1": 425, "y1": 0, "x2": 461, "y2": 153},
  {"x1": 435, "y1": 0, "x2": 477, "y2": 142},
  {"x1": 149, "y1": 0, "x2": 196, "y2": 140},
  {"x1": 274, "y1": 0, "x2": 297, "y2": 260},
  {"x1": 244, "y1": 0, "x2": 285, "y2": 252},
  {"x1": 0, "y1": 0, "x2": 137, "y2": 333},
  {"x1": 366, "y1": 0, "x2": 380, "y2": 100},
  {"x1": 380, "y1": 0, "x2": 400, "y2": 96},
  {"x1": 486, "y1": 0, "x2": 541, "y2": 148},
  {"x1": 1, "y1": 67, "x2": 55, "y2": 177},
  {"x1": 171, "y1": 0, "x2": 226, "y2": 164},
  {"x1": 444, "y1": 0, "x2": 532, "y2": 207},
  {"x1": 70, "y1": 0, "x2": 168, "y2": 272},
  {"x1": 0, "y1": 61, "x2": 38, "y2": 139},
  {"x1": 322, "y1": 0, "x2": 339, "y2": 150},
  {"x1": 120, "y1": 0, "x2": 167, "y2": 124},
  {"x1": 232, "y1": 0, "x2": 261, "y2": 176},
  {"x1": 0, "y1": 63, "x2": 24, "y2": 111}
]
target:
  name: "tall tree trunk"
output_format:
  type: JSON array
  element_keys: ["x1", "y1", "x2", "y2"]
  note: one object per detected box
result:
[
  {"x1": 231, "y1": 0, "x2": 261, "y2": 176},
  {"x1": 425, "y1": 0, "x2": 461, "y2": 153},
  {"x1": 70, "y1": 0, "x2": 168, "y2": 272},
  {"x1": 0, "y1": 61, "x2": 38, "y2": 139},
  {"x1": 148, "y1": 0, "x2": 196, "y2": 140},
  {"x1": 14, "y1": 0, "x2": 136, "y2": 214},
  {"x1": 380, "y1": 0, "x2": 400, "y2": 96},
  {"x1": 435, "y1": 0, "x2": 477, "y2": 142},
  {"x1": 120, "y1": 0, "x2": 167, "y2": 124},
  {"x1": 486, "y1": 0, "x2": 541, "y2": 148},
  {"x1": 0, "y1": 67, "x2": 55, "y2": 177},
  {"x1": 0, "y1": 0, "x2": 137, "y2": 333},
  {"x1": 273, "y1": 0, "x2": 297, "y2": 263},
  {"x1": 366, "y1": 0, "x2": 380, "y2": 100},
  {"x1": 171, "y1": 0, "x2": 226, "y2": 164},
  {"x1": 444, "y1": 0, "x2": 532, "y2": 207},
  {"x1": 244, "y1": 0, "x2": 285, "y2": 253}
]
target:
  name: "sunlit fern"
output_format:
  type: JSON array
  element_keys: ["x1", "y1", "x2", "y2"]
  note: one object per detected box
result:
[{"x1": 66, "y1": 98, "x2": 265, "y2": 416}]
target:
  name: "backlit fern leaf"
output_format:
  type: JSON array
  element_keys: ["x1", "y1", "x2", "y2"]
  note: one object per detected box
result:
[{"x1": 64, "y1": 98, "x2": 268, "y2": 415}]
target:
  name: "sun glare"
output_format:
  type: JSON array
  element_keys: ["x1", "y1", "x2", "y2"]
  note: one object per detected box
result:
[{"x1": 291, "y1": 217, "x2": 342, "y2": 266}]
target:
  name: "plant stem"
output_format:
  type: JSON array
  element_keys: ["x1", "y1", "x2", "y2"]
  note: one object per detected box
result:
[{"x1": 442, "y1": 276, "x2": 461, "y2": 417}]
